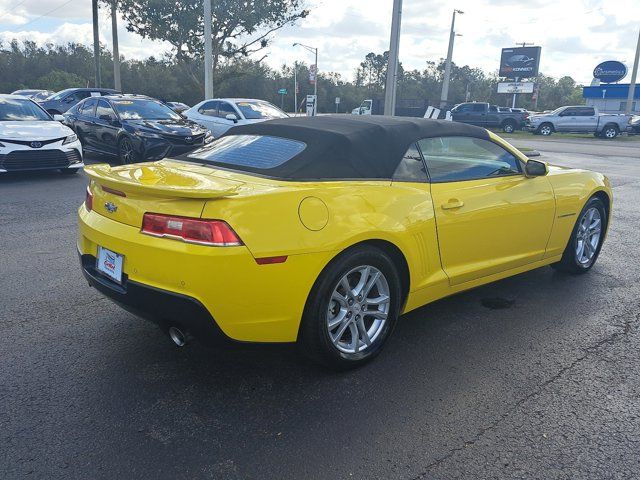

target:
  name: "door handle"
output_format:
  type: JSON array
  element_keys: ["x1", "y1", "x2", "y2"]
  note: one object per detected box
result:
[{"x1": 442, "y1": 199, "x2": 464, "y2": 210}]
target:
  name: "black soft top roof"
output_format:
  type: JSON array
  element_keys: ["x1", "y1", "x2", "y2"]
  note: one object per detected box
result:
[{"x1": 216, "y1": 115, "x2": 490, "y2": 180}]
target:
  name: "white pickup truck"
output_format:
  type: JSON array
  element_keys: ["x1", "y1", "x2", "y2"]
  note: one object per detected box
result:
[{"x1": 527, "y1": 105, "x2": 631, "y2": 139}]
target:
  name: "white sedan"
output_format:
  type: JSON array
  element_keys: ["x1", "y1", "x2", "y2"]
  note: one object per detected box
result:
[
  {"x1": 183, "y1": 98, "x2": 288, "y2": 137},
  {"x1": 0, "y1": 95, "x2": 83, "y2": 174}
]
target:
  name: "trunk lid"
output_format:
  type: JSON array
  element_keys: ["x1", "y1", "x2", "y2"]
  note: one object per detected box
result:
[{"x1": 84, "y1": 160, "x2": 245, "y2": 228}]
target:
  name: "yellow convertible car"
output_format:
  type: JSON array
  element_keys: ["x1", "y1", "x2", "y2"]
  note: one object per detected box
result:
[{"x1": 78, "y1": 116, "x2": 611, "y2": 369}]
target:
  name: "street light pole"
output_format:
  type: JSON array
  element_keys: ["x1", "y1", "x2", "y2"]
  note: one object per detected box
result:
[
  {"x1": 203, "y1": 0, "x2": 214, "y2": 99},
  {"x1": 294, "y1": 66, "x2": 297, "y2": 114},
  {"x1": 625, "y1": 28, "x2": 640, "y2": 115},
  {"x1": 92, "y1": 0, "x2": 101, "y2": 88},
  {"x1": 293, "y1": 43, "x2": 318, "y2": 115},
  {"x1": 384, "y1": 0, "x2": 402, "y2": 116},
  {"x1": 439, "y1": 9, "x2": 463, "y2": 110},
  {"x1": 111, "y1": 0, "x2": 121, "y2": 91}
]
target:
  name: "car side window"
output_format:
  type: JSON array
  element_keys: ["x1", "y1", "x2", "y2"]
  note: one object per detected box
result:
[
  {"x1": 455, "y1": 104, "x2": 472, "y2": 113},
  {"x1": 96, "y1": 100, "x2": 116, "y2": 120},
  {"x1": 76, "y1": 91, "x2": 92, "y2": 100},
  {"x1": 578, "y1": 107, "x2": 595, "y2": 116},
  {"x1": 218, "y1": 102, "x2": 237, "y2": 119},
  {"x1": 393, "y1": 143, "x2": 429, "y2": 183},
  {"x1": 80, "y1": 98, "x2": 98, "y2": 116},
  {"x1": 472, "y1": 104, "x2": 485, "y2": 112},
  {"x1": 418, "y1": 136, "x2": 522, "y2": 183},
  {"x1": 198, "y1": 101, "x2": 219, "y2": 116},
  {"x1": 561, "y1": 108, "x2": 576, "y2": 116}
]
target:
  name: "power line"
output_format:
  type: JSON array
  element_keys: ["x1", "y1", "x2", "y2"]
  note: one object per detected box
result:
[{"x1": 19, "y1": 0, "x2": 75, "y2": 29}]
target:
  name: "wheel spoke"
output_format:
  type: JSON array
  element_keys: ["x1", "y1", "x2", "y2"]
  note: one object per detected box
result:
[
  {"x1": 332, "y1": 318, "x2": 352, "y2": 344},
  {"x1": 350, "y1": 323, "x2": 360, "y2": 353},
  {"x1": 352, "y1": 266, "x2": 370, "y2": 297},
  {"x1": 576, "y1": 240, "x2": 585, "y2": 262},
  {"x1": 356, "y1": 317, "x2": 371, "y2": 347},
  {"x1": 366, "y1": 294, "x2": 389, "y2": 306},
  {"x1": 328, "y1": 309, "x2": 348, "y2": 329},
  {"x1": 366, "y1": 310, "x2": 388, "y2": 320},
  {"x1": 331, "y1": 291, "x2": 348, "y2": 308},
  {"x1": 362, "y1": 271, "x2": 380, "y2": 297},
  {"x1": 340, "y1": 276, "x2": 352, "y2": 297}
]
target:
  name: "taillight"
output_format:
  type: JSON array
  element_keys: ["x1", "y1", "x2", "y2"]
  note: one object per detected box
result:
[
  {"x1": 85, "y1": 186, "x2": 93, "y2": 211},
  {"x1": 141, "y1": 213, "x2": 243, "y2": 246}
]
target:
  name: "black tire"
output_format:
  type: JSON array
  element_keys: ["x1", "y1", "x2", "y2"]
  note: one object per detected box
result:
[
  {"x1": 298, "y1": 246, "x2": 402, "y2": 370},
  {"x1": 551, "y1": 196, "x2": 607, "y2": 274},
  {"x1": 537, "y1": 123, "x2": 554, "y2": 136},
  {"x1": 502, "y1": 120, "x2": 517, "y2": 133},
  {"x1": 59, "y1": 168, "x2": 79, "y2": 175},
  {"x1": 601, "y1": 124, "x2": 619, "y2": 140},
  {"x1": 118, "y1": 136, "x2": 139, "y2": 164}
]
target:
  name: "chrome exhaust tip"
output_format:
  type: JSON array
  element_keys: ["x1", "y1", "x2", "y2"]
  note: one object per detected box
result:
[{"x1": 168, "y1": 326, "x2": 187, "y2": 347}]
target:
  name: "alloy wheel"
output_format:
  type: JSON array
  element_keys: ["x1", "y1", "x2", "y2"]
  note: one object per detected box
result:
[
  {"x1": 540, "y1": 125, "x2": 552, "y2": 135},
  {"x1": 604, "y1": 128, "x2": 617, "y2": 139},
  {"x1": 326, "y1": 265, "x2": 390, "y2": 355},
  {"x1": 575, "y1": 207, "x2": 602, "y2": 266},
  {"x1": 120, "y1": 139, "x2": 135, "y2": 164}
]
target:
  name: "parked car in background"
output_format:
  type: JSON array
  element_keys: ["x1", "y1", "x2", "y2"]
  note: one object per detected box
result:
[
  {"x1": 64, "y1": 95, "x2": 212, "y2": 164},
  {"x1": 527, "y1": 106, "x2": 631, "y2": 139},
  {"x1": 11, "y1": 89, "x2": 55, "y2": 102},
  {"x1": 184, "y1": 98, "x2": 288, "y2": 137},
  {"x1": 450, "y1": 102, "x2": 529, "y2": 133},
  {"x1": 166, "y1": 102, "x2": 190, "y2": 114},
  {"x1": 0, "y1": 95, "x2": 83, "y2": 174},
  {"x1": 351, "y1": 98, "x2": 430, "y2": 117},
  {"x1": 40, "y1": 88, "x2": 120, "y2": 115}
]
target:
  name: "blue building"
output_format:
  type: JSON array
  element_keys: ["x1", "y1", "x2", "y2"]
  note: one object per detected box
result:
[{"x1": 583, "y1": 84, "x2": 639, "y2": 113}]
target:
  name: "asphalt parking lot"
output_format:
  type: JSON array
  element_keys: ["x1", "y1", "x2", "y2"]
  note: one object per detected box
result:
[{"x1": 1, "y1": 139, "x2": 639, "y2": 479}]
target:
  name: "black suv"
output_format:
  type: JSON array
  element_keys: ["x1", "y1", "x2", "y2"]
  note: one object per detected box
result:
[{"x1": 64, "y1": 95, "x2": 213, "y2": 163}]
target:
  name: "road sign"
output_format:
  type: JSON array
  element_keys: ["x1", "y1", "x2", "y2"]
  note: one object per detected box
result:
[
  {"x1": 497, "y1": 82, "x2": 535, "y2": 94},
  {"x1": 278, "y1": 88, "x2": 288, "y2": 95},
  {"x1": 309, "y1": 64, "x2": 317, "y2": 84},
  {"x1": 335, "y1": 97, "x2": 340, "y2": 104}
]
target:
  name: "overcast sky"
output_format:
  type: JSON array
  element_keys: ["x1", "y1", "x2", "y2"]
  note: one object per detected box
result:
[{"x1": 0, "y1": 0, "x2": 639, "y2": 85}]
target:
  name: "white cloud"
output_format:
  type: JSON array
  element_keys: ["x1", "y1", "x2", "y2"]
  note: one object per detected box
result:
[{"x1": 0, "y1": 0, "x2": 639, "y2": 84}]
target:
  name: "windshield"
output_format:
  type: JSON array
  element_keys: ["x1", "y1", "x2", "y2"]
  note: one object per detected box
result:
[
  {"x1": 187, "y1": 135, "x2": 305, "y2": 170},
  {"x1": 235, "y1": 101, "x2": 288, "y2": 120},
  {"x1": 111, "y1": 99, "x2": 181, "y2": 120},
  {"x1": 0, "y1": 97, "x2": 51, "y2": 121}
]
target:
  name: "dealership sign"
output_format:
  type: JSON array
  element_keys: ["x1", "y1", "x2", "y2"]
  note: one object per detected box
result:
[
  {"x1": 497, "y1": 82, "x2": 535, "y2": 94},
  {"x1": 593, "y1": 61, "x2": 627, "y2": 83},
  {"x1": 499, "y1": 46, "x2": 542, "y2": 79}
]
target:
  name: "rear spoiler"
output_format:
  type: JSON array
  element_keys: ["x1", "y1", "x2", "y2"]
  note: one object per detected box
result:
[{"x1": 84, "y1": 163, "x2": 242, "y2": 199}]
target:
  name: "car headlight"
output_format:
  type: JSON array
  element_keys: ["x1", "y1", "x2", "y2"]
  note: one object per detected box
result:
[
  {"x1": 204, "y1": 130, "x2": 214, "y2": 143},
  {"x1": 62, "y1": 134, "x2": 78, "y2": 145},
  {"x1": 136, "y1": 131, "x2": 162, "y2": 139}
]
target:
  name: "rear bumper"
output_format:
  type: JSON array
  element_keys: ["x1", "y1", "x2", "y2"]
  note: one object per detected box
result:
[
  {"x1": 80, "y1": 253, "x2": 233, "y2": 345},
  {"x1": 77, "y1": 206, "x2": 334, "y2": 343}
]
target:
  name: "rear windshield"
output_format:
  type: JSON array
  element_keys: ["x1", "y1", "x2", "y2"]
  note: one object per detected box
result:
[{"x1": 186, "y1": 135, "x2": 306, "y2": 170}]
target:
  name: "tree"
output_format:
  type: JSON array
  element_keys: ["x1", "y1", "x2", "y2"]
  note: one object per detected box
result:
[{"x1": 116, "y1": 0, "x2": 308, "y2": 87}]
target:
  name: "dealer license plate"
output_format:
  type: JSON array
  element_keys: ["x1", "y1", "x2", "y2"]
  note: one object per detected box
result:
[{"x1": 96, "y1": 246, "x2": 124, "y2": 284}]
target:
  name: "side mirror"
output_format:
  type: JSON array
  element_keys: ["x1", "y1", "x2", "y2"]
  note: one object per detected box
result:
[
  {"x1": 525, "y1": 159, "x2": 547, "y2": 177},
  {"x1": 225, "y1": 113, "x2": 238, "y2": 123},
  {"x1": 53, "y1": 114, "x2": 64, "y2": 122}
]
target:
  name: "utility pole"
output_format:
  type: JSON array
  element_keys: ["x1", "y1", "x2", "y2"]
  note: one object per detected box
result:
[
  {"x1": 111, "y1": 0, "x2": 121, "y2": 91},
  {"x1": 203, "y1": 0, "x2": 214, "y2": 99},
  {"x1": 92, "y1": 0, "x2": 101, "y2": 87},
  {"x1": 294, "y1": 66, "x2": 298, "y2": 114},
  {"x1": 293, "y1": 43, "x2": 318, "y2": 115},
  {"x1": 439, "y1": 9, "x2": 463, "y2": 110},
  {"x1": 384, "y1": 0, "x2": 402, "y2": 116},
  {"x1": 625, "y1": 29, "x2": 640, "y2": 114}
]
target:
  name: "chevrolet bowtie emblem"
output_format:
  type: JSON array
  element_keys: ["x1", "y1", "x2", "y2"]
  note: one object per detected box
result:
[{"x1": 104, "y1": 202, "x2": 118, "y2": 213}]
